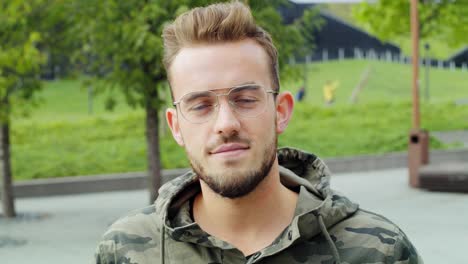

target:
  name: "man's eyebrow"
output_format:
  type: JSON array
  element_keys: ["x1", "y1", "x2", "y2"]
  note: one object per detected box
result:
[
  {"x1": 231, "y1": 82, "x2": 258, "y2": 89},
  {"x1": 183, "y1": 91, "x2": 212, "y2": 103},
  {"x1": 209, "y1": 82, "x2": 260, "y2": 93},
  {"x1": 232, "y1": 84, "x2": 261, "y2": 90}
]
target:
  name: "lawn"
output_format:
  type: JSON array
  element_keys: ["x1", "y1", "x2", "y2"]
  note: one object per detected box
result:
[
  {"x1": 10, "y1": 60, "x2": 468, "y2": 180},
  {"x1": 288, "y1": 59, "x2": 468, "y2": 105},
  {"x1": 16, "y1": 78, "x2": 143, "y2": 123}
]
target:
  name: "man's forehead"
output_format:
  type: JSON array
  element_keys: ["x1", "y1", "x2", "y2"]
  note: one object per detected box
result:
[{"x1": 169, "y1": 40, "x2": 271, "y2": 100}]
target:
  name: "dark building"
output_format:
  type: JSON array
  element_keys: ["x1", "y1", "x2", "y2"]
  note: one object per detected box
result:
[
  {"x1": 448, "y1": 46, "x2": 468, "y2": 67},
  {"x1": 278, "y1": 1, "x2": 401, "y2": 61}
]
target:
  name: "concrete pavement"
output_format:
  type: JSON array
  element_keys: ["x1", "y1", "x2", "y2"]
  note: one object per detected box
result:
[{"x1": 1, "y1": 168, "x2": 467, "y2": 264}]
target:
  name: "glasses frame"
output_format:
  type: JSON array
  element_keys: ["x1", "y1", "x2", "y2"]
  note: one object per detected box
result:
[{"x1": 173, "y1": 84, "x2": 278, "y2": 124}]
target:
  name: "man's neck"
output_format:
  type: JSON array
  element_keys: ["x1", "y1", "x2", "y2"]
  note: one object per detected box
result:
[{"x1": 193, "y1": 163, "x2": 298, "y2": 256}]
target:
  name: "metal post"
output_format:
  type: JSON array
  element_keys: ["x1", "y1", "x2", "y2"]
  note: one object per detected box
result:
[
  {"x1": 424, "y1": 43, "x2": 430, "y2": 101},
  {"x1": 88, "y1": 85, "x2": 93, "y2": 115},
  {"x1": 304, "y1": 55, "x2": 311, "y2": 89}
]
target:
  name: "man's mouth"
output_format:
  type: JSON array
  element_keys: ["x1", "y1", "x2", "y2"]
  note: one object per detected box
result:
[{"x1": 209, "y1": 143, "x2": 250, "y2": 155}]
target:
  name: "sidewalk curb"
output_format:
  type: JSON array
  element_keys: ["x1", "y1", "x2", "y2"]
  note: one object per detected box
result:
[{"x1": 12, "y1": 149, "x2": 468, "y2": 198}]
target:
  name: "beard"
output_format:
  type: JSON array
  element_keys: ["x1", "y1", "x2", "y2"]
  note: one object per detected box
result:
[{"x1": 188, "y1": 132, "x2": 277, "y2": 199}]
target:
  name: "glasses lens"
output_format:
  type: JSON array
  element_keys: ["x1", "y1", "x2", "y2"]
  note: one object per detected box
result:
[
  {"x1": 228, "y1": 85, "x2": 267, "y2": 117},
  {"x1": 180, "y1": 91, "x2": 217, "y2": 123}
]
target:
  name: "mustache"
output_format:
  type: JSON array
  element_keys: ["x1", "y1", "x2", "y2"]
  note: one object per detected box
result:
[{"x1": 206, "y1": 133, "x2": 251, "y2": 152}]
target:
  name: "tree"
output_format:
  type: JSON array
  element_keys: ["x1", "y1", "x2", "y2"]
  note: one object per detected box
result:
[
  {"x1": 35, "y1": 1, "x2": 81, "y2": 79},
  {"x1": 77, "y1": 0, "x2": 318, "y2": 203},
  {"x1": 353, "y1": 0, "x2": 468, "y2": 46},
  {"x1": 0, "y1": 1, "x2": 46, "y2": 217}
]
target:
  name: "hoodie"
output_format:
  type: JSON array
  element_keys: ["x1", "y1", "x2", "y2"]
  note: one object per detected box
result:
[{"x1": 95, "y1": 148, "x2": 422, "y2": 264}]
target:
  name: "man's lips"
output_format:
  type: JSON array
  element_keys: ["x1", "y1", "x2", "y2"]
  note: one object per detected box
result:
[{"x1": 209, "y1": 143, "x2": 249, "y2": 154}]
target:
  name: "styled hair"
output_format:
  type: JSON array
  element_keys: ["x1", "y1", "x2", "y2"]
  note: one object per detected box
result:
[{"x1": 162, "y1": 1, "x2": 280, "y2": 95}]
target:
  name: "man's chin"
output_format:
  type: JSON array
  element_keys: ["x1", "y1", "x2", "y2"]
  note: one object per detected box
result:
[{"x1": 200, "y1": 175, "x2": 263, "y2": 199}]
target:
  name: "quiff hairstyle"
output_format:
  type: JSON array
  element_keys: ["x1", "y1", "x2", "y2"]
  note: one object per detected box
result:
[{"x1": 162, "y1": 1, "x2": 280, "y2": 97}]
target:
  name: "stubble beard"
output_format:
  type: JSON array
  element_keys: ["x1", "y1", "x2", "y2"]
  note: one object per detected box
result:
[{"x1": 188, "y1": 132, "x2": 278, "y2": 199}]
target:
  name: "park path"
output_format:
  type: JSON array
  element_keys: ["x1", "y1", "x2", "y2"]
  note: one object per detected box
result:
[
  {"x1": 432, "y1": 130, "x2": 468, "y2": 148},
  {"x1": 1, "y1": 168, "x2": 467, "y2": 264}
]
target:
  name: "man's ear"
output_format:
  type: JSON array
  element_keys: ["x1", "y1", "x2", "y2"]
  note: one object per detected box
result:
[
  {"x1": 275, "y1": 91, "x2": 294, "y2": 134},
  {"x1": 166, "y1": 108, "x2": 185, "y2": 146}
]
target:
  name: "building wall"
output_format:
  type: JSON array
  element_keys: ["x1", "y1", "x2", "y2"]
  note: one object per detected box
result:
[{"x1": 279, "y1": 2, "x2": 400, "y2": 62}]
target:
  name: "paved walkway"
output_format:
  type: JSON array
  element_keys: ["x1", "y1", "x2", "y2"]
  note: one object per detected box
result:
[
  {"x1": 1, "y1": 168, "x2": 467, "y2": 264},
  {"x1": 432, "y1": 130, "x2": 468, "y2": 148}
]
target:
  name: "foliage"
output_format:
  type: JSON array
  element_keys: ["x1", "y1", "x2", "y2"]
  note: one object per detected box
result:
[
  {"x1": 73, "y1": 0, "x2": 316, "y2": 109},
  {"x1": 353, "y1": 0, "x2": 468, "y2": 47},
  {"x1": 294, "y1": 7, "x2": 324, "y2": 56},
  {"x1": 0, "y1": 1, "x2": 47, "y2": 120}
]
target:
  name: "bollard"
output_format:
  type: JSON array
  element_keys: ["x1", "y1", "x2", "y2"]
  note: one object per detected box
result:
[{"x1": 408, "y1": 130, "x2": 429, "y2": 187}]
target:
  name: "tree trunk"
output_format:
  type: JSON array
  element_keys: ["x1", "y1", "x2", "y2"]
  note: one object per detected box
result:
[
  {"x1": 0, "y1": 97, "x2": 16, "y2": 217},
  {"x1": 145, "y1": 88, "x2": 162, "y2": 204}
]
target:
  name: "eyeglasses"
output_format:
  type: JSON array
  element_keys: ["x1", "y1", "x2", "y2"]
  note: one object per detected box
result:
[{"x1": 173, "y1": 84, "x2": 278, "y2": 124}]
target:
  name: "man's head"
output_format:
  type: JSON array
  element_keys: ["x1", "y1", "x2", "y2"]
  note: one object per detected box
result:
[
  {"x1": 163, "y1": 1, "x2": 280, "y2": 94},
  {"x1": 163, "y1": 1, "x2": 294, "y2": 199}
]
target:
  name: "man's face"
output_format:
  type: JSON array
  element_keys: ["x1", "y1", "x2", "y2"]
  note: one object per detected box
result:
[{"x1": 166, "y1": 39, "x2": 289, "y2": 198}]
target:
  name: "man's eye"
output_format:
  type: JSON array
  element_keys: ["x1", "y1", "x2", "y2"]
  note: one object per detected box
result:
[
  {"x1": 234, "y1": 97, "x2": 258, "y2": 104},
  {"x1": 190, "y1": 103, "x2": 213, "y2": 111}
]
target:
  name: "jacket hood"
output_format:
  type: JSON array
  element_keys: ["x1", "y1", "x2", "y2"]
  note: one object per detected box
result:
[
  {"x1": 96, "y1": 148, "x2": 422, "y2": 264},
  {"x1": 154, "y1": 147, "x2": 359, "y2": 250}
]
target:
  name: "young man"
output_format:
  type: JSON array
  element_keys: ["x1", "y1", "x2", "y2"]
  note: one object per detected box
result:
[{"x1": 95, "y1": 2, "x2": 422, "y2": 263}]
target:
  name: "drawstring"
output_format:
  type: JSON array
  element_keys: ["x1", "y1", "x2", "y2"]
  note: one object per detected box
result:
[
  {"x1": 317, "y1": 214, "x2": 341, "y2": 264},
  {"x1": 160, "y1": 224, "x2": 165, "y2": 264}
]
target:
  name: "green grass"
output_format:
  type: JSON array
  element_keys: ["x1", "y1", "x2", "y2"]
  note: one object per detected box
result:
[
  {"x1": 289, "y1": 60, "x2": 468, "y2": 105},
  {"x1": 10, "y1": 60, "x2": 468, "y2": 180},
  {"x1": 283, "y1": 102, "x2": 468, "y2": 157},
  {"x1": 15, "y1": 78, "x2": 143, "y2": 123},
  {"x1": 11, "y1": 101, "x2": 468, "y2": 180},
  {"x1": 397, "y1": 38, "x2": 464, "y2": 60}
]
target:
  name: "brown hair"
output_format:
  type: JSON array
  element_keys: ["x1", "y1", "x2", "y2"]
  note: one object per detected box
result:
[{"x1": 162, "y1": 1, "x2": 280, "y2": 95}]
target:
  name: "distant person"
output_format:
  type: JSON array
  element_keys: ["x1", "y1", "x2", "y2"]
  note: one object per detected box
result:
[
  {"x1": 295, "y1": 86, "x2": 305, "y2": 102},
  {"x1": 323, "y1": 80, "x2": 338, "y2": 105},
  {"x1": 95, "y1": 2, "x2": 422, "y2": 264}
]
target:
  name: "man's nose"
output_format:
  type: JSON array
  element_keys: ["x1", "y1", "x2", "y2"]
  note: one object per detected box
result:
[{"x1": 212, "y1": 98, "x2": 241, "y2": 136}]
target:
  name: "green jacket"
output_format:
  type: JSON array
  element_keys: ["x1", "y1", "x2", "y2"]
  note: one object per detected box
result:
[{"x1": 95, "y1": 148, "x2": 422, "y2": 264}]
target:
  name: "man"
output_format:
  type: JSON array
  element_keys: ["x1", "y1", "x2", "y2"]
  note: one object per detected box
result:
[{"x1": 95, "y1": 2, "x2": 422, "y2": 263}]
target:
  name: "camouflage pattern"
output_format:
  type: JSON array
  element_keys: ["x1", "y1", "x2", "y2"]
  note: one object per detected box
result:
[{"x1": 95, "y1": 147, "x2": 423, "y2": 264}]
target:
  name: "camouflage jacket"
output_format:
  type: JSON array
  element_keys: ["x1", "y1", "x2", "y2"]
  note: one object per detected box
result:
[{"x1": 95, "y1": 148, "x2": 423, "y2": 264}]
